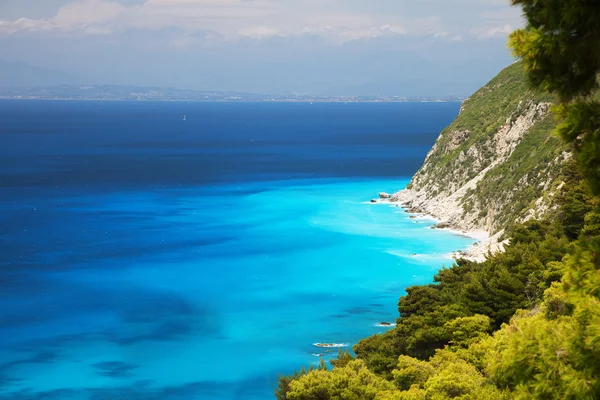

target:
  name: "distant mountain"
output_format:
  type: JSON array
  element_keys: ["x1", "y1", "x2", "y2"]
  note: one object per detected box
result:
[{"x1": 0, "y1": 61, "x2": 79, "y2": 87}]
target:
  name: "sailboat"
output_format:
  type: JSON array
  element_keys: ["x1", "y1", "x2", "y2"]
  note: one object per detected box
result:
[{"x1": 183, "y1": 114, "x2": 187, "y2": 121}]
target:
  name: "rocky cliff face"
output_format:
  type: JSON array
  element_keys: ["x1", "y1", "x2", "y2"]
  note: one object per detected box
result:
[{"x1": 395, "y1": 63, "x2": 570, "y2": 255}]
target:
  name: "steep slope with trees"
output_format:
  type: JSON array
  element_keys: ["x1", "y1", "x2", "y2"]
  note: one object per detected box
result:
[
  {"x1": 275, "y1": 0, "x2": 600, "y2": 398},
  {"x1": 395, "y1": 62, "x2": 569, "y2": 252}
]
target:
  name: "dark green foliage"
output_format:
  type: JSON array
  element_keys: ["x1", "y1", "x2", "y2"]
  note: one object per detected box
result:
[
  {"x1": 352, "y1": 330, "x2": 400, "y2": 381},
  {"x1": 354, "y1": 218, "x2": 571, "y2": 378},
  {"x1": 555, "y1": 102, "x2": 600, "y2": 195},
  {"x1": 276, "y1": 371, "x2": 305, "y2": 400},
  {"x1": 510, "y1": 0, "x2": 600, "y2": 102},
  {"x1": 582, "y1": 207, "x2": 600, "y2": 238},
  {"x1": 398, "y1": 285, "x2": 442, "y2": 318},
  {"x1": 329, "y1": 349, "x2": 355, "y2": 369},
  {"x1": 554, "y1": 162, "x2": 594, "y2": 240},
  {"x1": 510, "y1": 0, "x2": 600, "y2": 196},
  {"x1": 444, "y1": 315, "x2": 492, "y2": 348},
  {"x1": 394, "y1": 304, "x2": 466, "y2": 358}
]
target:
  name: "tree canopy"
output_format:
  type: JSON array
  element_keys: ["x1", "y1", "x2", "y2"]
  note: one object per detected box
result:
[{"x1": 510, "y1": 0, "x2": 600, "y2": 195}]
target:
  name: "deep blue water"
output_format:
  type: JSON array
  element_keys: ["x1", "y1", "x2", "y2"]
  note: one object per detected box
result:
[{"x1": 0, "y1": 101, "x2": 471, "y2": 399}]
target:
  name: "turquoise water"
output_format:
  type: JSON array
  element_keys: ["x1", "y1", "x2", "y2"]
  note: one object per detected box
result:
[
  {"x1": 0, "y1": 179, "x2": 471, "y2": 399},
  {"x1": 0, "y1": 101, "x2": 471, "y2": 399}
]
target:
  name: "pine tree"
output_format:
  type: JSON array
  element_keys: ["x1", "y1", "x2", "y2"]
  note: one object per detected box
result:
[{"x1": 509, "y1": 0, "x2": 600, "y2": 194}]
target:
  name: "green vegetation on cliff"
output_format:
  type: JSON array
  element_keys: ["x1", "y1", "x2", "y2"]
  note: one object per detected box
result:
[
  {"x1": 474, "y1": 112, "x2": 564, "y2": 228},
  {"x1": 411, "y1": 56, "x2": 600, "y2": 235},
  {"x1": 404, "y1": 60, "x2": 570, "y2": 235},
  {"x1": 444, "y1": 61, "x2": 552, "y2": 137},
  {"x1": 276, "y1": 1, "x2": 600, "y2": 398}
]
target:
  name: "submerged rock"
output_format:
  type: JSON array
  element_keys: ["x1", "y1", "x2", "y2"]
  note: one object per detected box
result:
[
  {"x1": 313, "y1": 343, "x2": 348, "y2": 348},
  {"x1": 370, "y1": 199, "x2": 377, "y2": 203},
  {"x1": 375, "y1": 322, "x2": 396, "y2": 328}
]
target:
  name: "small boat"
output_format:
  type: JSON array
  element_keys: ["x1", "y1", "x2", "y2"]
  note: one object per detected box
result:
[{"x1": 183, "y1": 114, "x2": 187, "y2": 121}]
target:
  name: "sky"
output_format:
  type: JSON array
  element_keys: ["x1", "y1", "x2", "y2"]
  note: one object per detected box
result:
[{"x1": 0, "y1": 0, "x2": 523, "y2": 95}]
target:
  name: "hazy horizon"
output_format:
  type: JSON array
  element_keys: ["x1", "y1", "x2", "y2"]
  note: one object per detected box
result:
[{"x1": 0, "y1": 0, "x2": 522, "y2": 96}]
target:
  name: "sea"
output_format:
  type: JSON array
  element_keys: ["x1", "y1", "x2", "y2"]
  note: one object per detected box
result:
[{"x1": 0, "y1": 100, "x2": 473, "y2": 400}]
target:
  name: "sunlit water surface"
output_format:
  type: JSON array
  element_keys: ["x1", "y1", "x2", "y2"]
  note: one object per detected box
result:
[{"x1": 0, "y1": 101, "x2": 470, "y2": 399}]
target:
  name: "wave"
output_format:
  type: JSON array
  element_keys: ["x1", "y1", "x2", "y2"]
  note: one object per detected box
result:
[{"x1": 384, "y1": 249, "x2": 454, "y2": 261}]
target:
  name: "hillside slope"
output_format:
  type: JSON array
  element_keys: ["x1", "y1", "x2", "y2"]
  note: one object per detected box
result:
[{"x1": 394, "y1": 62, "x2": 570, "y2": 256}]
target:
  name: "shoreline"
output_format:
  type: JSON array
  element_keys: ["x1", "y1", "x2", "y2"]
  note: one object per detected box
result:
[
  {"x1": 435, "y1": 227, "x2": 492, "y2": 262},
  {"x1": 414, "y1": 214, "x2": 492, "y2": 262},
  {"x1": 370, "y1": 194, "x2": 494, "y2": 262}
]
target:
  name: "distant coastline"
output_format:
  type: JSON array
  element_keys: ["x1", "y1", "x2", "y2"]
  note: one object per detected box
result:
[
  {"x1": 0, "y1": 85, "x2": 466, "y2": 103},
  {"x1": 0, "y1": 98, "x2": 463, "y2": 103}
]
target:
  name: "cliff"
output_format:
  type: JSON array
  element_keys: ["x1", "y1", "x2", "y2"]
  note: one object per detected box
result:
[{"x1": 394, "y1": 62, "x2": 570, "y2": 258}]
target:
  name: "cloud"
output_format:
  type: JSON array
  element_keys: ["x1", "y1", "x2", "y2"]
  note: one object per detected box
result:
[
  {"x1": 474, "y1": 24, "x2": 514, "y2": 39},
  {"x1": 238, "y1": 25, "x2": 280, "y2": 39},
  {"x1": 0, "y1": 18, "x2": 56, "y2": 35},
  {"x1": 0, "y1": 0, "x2": 130, "y2": 35},
  {"x1": 0, "y1": 0, "x2": 520, "y2": 44},
  {"x1": 237, "y1": 24, "x2": 407, "y2": 44},
  {"x1": 54, "y1": 0, "x2": 127, "y2": 25}
]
